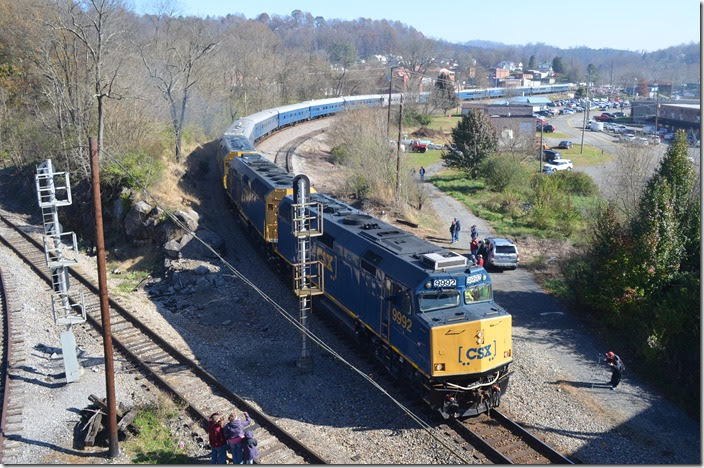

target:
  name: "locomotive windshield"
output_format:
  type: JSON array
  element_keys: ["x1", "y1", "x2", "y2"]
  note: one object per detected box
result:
[
  {"x1": 464, "y1": 283, "x2": 492, "y2": 303},
  {"x1": 418, "y1": 290, "x2": 460, "y2": 312}
]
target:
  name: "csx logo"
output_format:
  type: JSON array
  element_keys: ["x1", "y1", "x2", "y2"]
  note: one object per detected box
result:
[
  {"x1": 315, "y1": 247, "x2": 336, "y2": 280},
  {"x1": 458, "y1": 341, "x2": 496, "y2": 365}
]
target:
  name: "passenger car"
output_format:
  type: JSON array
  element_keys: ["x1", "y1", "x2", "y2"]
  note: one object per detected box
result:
[
  {"x1": 543, "y1": 149, "x2": 561, "y2": 161},
  {"x1": 557, "y1": 140, "x2": 572, "y2": 149},
  {"x1": 542, "y1": 124, "x2": 555, "y2": 133},
  {"x1": 543, "y1": 158, "x2": 573, "y2": 171},
  {"x1": 484, "y1": 237, "x2": 519, "y2": 270}
]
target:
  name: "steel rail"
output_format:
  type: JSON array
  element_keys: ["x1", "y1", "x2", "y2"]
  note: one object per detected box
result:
[
  {"x1": 0, "y1": 212, "x2": 327, "y2": 464},
  {"x1": 491, "y1": 409, "x2": 574, "y2": 464},
  {"x1": 0, "y1": 266, "x2": 10, "y2": 462}
]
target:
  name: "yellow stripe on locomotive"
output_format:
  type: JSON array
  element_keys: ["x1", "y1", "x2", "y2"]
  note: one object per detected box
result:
[{"x1": 430, "y1": 315, "x2": 512, "y2": 377}]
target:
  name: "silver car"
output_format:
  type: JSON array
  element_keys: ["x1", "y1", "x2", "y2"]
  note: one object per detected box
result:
[{"x1": 485, "y1": 237, "x2": 519, "y2": 270}]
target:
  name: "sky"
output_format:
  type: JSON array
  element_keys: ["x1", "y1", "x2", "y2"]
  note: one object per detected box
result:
[{"x1": 130, "y1": 0, "x2": 700, "y2": 52}]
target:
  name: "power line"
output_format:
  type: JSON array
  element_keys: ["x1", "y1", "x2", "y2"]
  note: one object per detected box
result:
[{"x1": 100, "y1": 146, "x2": 472, "y2": 463}]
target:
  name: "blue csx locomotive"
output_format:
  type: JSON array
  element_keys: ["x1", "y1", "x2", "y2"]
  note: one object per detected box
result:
[{"x1": 217, "y1": 93, "x2": 519, "y2": 418}]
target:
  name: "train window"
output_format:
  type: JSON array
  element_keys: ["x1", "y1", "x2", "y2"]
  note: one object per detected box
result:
[
  {"x1": 321, "y1": 232, "x2": 334, "y2": 248},
  {"x1": 400, "y1": 291, "x2": 412, "y2": 314},
  {"x1": 464, "y1": 283, "x2": 492, "y2": 303},
  {"x1": 418, "y1": 291, "x2": 460, "y2": 312},
  {"x1": 361, "y1": 259, "x2": 376, "y2": 275}
]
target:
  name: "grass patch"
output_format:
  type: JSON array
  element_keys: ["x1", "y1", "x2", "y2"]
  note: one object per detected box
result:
[
  {"x1": 542, "y1": 278, "x2": 570, "y2": 298},
  {"x1": 536, "y1": 131, "x2": 572, "y2": 140},
  {"x1": 430, "y1": 168, "x2": 601, "y2": 242},
  {"x1": 405, "y1": 149, "x2": 443, "y2": 169},
  {"x1": 557, "y1": 144, "x2": 613, "y2": 166},
  {"x1": 122, "y1": 404, "x2": 196, "y2": 464},
  {"x1": 426, "y1": 115, "x2": 461, "y2": 132},
  {"x1": 430, "y1": 169, "x2": 546, "y2": 238}
]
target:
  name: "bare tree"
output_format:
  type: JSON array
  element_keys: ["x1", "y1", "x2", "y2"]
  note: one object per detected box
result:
[
  {"x1": 138, "y1": 12, "x2": 219, "y2": 162},
  {"x1": 604, "y1": 144, "x2": 661, "y2": 221},
  {"x1": 56, "y1": 0, "x2": 129, "y2": 170}
]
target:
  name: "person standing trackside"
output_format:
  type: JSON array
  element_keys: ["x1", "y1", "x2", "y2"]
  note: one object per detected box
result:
[
  {"x1": 604, "y1": 351, "x2": 625, "y2": 389},
  {"x1": 454, "y1": 218, "x2": 461, "y2": 244},
  {"x1": 419, "y1": 166, "x2": 426, "y2": 182},
  {"x1": 224, "y1": 411, "x2": 251, "y2": 464},
  {"x1": 208, "y1": 413, "x2": 227, "y2": 464},
  {"x1": 450, "y1": 219, "x2": 457, "y2": 244},
  {"x1": 241, "y1": 430, "x2": 259, "y2": 464},
  {"x1": 470, "y1": 224, "x2": 478, "y2": 240}
]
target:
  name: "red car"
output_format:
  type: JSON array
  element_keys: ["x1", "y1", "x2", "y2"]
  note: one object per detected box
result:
[{"x1": 594, "y1": 114, "x2": 615, "y2": 122}]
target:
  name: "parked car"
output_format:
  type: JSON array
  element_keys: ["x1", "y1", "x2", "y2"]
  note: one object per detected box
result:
[
  {"x1": 543, "y1": 149, "x2": 562, "y2": 161},
  {"x1": 619, "y1": 133, "x2": 636, "y2": 142},
  {"x1": 557, "y1": 140, "x2": 572, "y2": 149},
  {"x1": 484, "y1": 237, "x2": 519, "y2": 270},
  {"x1": 543, "y1": 158, "x2": 573, "y2": 171},
  {"x1": 594, "y1": 114, "x2": 613, "y2": 122},
  {"x1": 542, "y1": 124, "x2": 556, "y2": 133}
]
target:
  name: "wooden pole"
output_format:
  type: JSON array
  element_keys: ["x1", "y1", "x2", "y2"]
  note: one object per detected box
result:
[
  {"x1": 89, "y1": 137, "x2": 119, "y2": 458},
  {"x1": 395, "y1": 94, "x2": 404, "y2": 202},
  {"x1": 386, "y1": 66, "x2": 395, "y2": 140}
]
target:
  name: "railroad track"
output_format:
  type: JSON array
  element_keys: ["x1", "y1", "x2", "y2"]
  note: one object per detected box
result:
[
  {"x1": 273, "y1": 129, "x2": 326, "y2": 172},
  {"x1": 0, "y1": 212, "x2": 327, "y2": 464},
  {"x1": 0, "y1": 264, "x2": 26, "y2": 462},
  {"x1": 448, "y1": 409, "x2": 574, "y2": 464}
]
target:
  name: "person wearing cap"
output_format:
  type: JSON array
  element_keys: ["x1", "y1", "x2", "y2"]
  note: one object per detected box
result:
[{"x1": 604, "y1": 351, "x2": 625, "y2": 389}]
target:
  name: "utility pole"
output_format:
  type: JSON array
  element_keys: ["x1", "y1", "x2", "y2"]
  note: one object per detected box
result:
[
  {"x1": 395, "y1": 94, "x2": 404, "y2": 202},
  {"x1": 539, "y1": 123, "x2": 544, "y2": 173},
  {"x1": 89, "y1": 137, "x2": 119, "y2": 458},
  {"x1": 386, "y1": 66, "x2": 396, "y2": 140},
  {"x1": 654, "y1": 88, "x2": 660, "y2": 136},
  {"x1": 580, "y1": 85, "x2": 589, "y2": 154}
]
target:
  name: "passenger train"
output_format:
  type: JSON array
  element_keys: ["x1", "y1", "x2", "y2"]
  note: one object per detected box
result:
[{"x1": 216, "y1": 84, "x2": 570, "y2": 417}]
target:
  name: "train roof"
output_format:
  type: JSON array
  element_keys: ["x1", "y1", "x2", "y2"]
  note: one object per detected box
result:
[
  {"x1": 301, "y1": 193, "x2": 471, "y2": 288},
  {"x1": 221, "y1": 134, "x2": 256, "y2": 152},
  {"x1": 231, "y1": 154, "x2": 294, "y2": 196}
]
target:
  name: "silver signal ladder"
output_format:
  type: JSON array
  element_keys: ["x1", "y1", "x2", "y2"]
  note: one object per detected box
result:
[
  {"x1": 291, "y1": 175, "x2": 323, "y2": 372},
  {"x1": 35, "y1": 159, "x2": 85, "y2": 383}
]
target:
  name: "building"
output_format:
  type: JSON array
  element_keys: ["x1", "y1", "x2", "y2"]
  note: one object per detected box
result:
[
  {"x1": 632, "y1": 100, "x2": 700, "y2": 139},
  {"x1": 658, "y1": 103, "x2": 700, "y2": 138},
  {"x1": 494, "y1": 68, "x2": 510, "y2": 79},
  {"x1": 489, "y1": 96, "x2": 552, "y2": 113},
  {"x1": 461, "y1": 103, "x2": 535, "y2": 145}
]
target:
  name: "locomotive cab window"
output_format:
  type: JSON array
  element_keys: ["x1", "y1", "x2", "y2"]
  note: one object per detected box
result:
[
  {"x1": 418, "y1": 291, "x2": 460, "y2": 312},
  {"x1": 464, "y1": 283, "x2": 492, "y2": 303}
]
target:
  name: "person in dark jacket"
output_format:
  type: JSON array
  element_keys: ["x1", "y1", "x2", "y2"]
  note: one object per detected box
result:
[
  {"x1": 223, "y1": 411, "x2": 251, "y2": 464},
  {"x1": 241, "y1": 430, "x2": 259, "y2": 464},
  {"x1": 419, "y1": 166, "x2": 426, "y2": 182},
  {"x1": 449, "y1": 219, "x2": 457, "y2": 244},
  {"x1": 208, "y1": 413, "x2": 227, "y2": 464},
  {"x1": 604, "y1": 351, "x2": 625, "y2": 389},
  {"x1": 470, "y1": 224, "x2": 478, "y2": 240},
  {"x1": 454, "y1": 218, "x2": 461, "y2": 243}
]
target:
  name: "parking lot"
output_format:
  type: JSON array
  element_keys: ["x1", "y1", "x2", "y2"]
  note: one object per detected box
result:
[{"x1": 539, "y1": 108, "x2": 700, "y2": 193}]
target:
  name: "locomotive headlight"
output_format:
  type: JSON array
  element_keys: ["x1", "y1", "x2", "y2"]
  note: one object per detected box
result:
[
  {"x1": 504, "y1": 349, "x2": 512, "y2": 358},
  {"x1": 476, "y1": 330, "x2": 484, "y2": 345},
  {"x1": 434, "y1": 363, "x2": 445, "y2": 371},
  {"x1": 425, "y1": 281, "x2": 432, "y2": 289}
]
